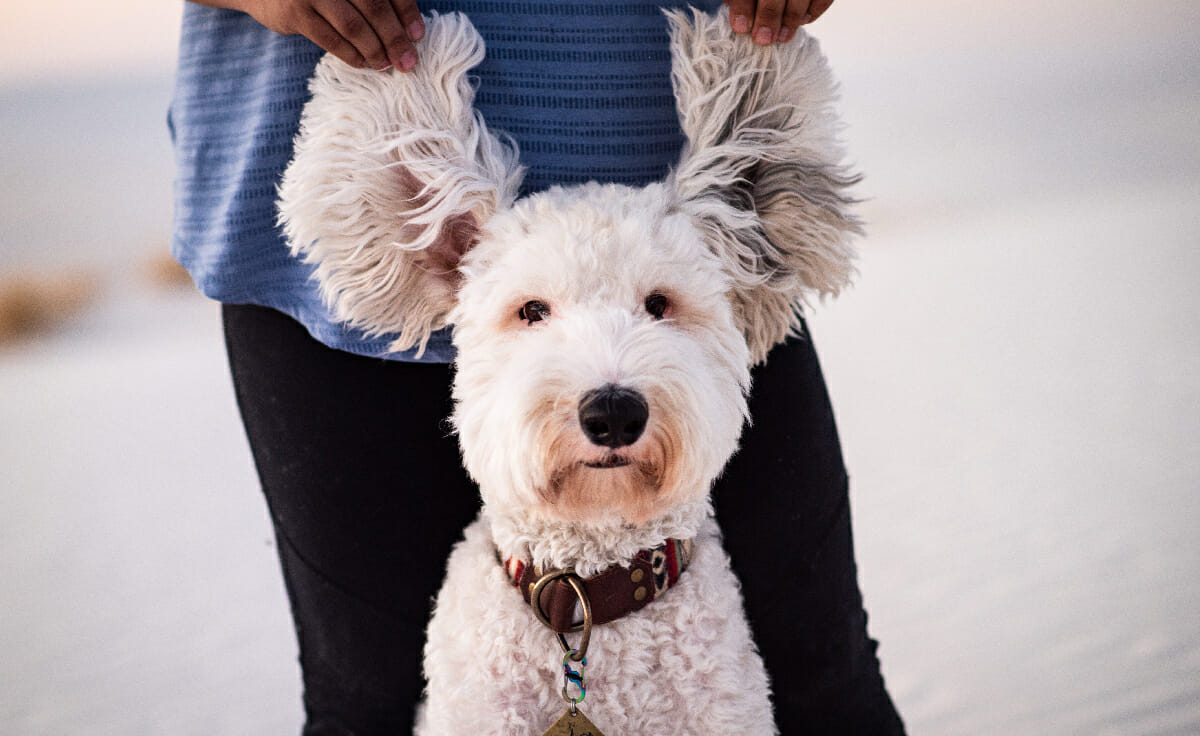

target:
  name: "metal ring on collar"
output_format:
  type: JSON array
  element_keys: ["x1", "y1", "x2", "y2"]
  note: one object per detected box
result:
[{"x1": 530, "y1": 568, "x2": 592, "y2": 661}]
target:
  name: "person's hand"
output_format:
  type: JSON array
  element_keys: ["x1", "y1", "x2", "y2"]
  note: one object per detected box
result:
[
  {"x1": 190, "y1": 0, "x2": 425, "y2": 71},
  {"x1": 723, "y1": 0, "x2": 834, "y2": 44}
]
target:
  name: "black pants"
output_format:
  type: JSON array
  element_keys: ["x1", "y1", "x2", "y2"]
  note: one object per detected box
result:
[{"x1": 223, "y1": 303, "x2": 905, "y2": 735}]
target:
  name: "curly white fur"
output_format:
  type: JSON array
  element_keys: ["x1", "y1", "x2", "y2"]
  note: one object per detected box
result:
[
  {"x1": 421, "y1": 517, "x2": 773, "y2": 735},
  {"x1": 278, "y1": 13, "x2": 523, "y2": 355},
  {"x1": 278, "y1": 7, "x2": 861, "y2": 734},
  {"x1": 667, "y1": 7, "x2": 861, "y2": 361}
]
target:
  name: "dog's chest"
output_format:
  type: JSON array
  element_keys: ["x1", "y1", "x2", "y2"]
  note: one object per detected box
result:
[{"x1": 417, "y1": 518, "x2": 776, "y2": 735}]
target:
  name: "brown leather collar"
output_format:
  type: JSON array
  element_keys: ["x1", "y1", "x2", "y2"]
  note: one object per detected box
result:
[{"x1": 501, "y1": 539, "x2": 693, "y2": 634}]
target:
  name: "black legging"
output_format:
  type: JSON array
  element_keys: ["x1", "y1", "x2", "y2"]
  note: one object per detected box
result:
[{"x1": 223, "y1": 302, "x2": 905, "y2": 735}]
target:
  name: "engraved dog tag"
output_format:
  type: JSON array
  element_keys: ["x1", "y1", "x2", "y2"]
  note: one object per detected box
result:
[{"x1": 540, "y1": 707, "x2": 606, "y2": 736}]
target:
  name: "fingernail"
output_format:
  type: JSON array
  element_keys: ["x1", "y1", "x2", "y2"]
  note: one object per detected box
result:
[
  {"x1": 754, "y1": 27, "x2": 774, "y2": 45},
  {"x1": 409, "y1": 19, "x2": 425, "y2": 41},
  {"x1": 400, "y1": 50, "x2": 417, "y2": 71},
  {"x1": 777, "y1": 26, "x2": 793, "y2": 43},
  {"x1": 732, "y1": 15, "x2": 750, "y2": 33},
  {"x1": 801, "y1": 13, "x2": 814, "y2": 25}
]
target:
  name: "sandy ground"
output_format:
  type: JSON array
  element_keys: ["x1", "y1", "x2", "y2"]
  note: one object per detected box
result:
[{"x1": 2, "y1": 1, "x2": 1198, "y2": 734}]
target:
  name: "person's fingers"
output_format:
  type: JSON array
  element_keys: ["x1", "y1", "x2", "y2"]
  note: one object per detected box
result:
[
  {"x1": 314, "y1": 0, "x2": 390, "y2": 69},
  {"x1": 777, "y1": 1, "x2": 809, "y2": 43},
  {"x1": 297, "y1": 7, "x2": 368, "y2": 68},
  {"x1": 393, "y1": 0, "x2": 425, "y2": 42},
  {"x1": 351, "y1": 0, "x2": 417, "y2": 70},
  {"x1": 750, "y1": 0, "x2": 786, "y2": 45},
  {"x1": 726, "y1": 0, "x2": 756, "y2": 35},
  {"x1": 804, "y1": 0, "x2": 835, "y2": 24}
]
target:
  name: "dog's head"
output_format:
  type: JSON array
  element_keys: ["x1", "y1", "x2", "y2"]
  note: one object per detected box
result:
[{"x1": 278, "y1": 9, "x2": 859, "y2": 526}]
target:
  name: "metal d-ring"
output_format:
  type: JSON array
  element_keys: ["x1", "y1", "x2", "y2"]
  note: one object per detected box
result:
[{"x1": 530, "y1": 568, "x2": 592, "y2": 661}]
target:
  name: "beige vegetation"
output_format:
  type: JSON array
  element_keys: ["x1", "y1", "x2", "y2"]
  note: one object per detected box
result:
[
  {"x1": 0, "y1": 269, "x2": 99, "y2": 344},
  {"x1": 0, "y1": 251, "x2": 192, "y2": 345},
  {"x1": 141, "y1": 249, "x2": 193, "y2": 290}
]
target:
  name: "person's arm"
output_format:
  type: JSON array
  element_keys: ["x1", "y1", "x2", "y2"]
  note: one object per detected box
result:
[
  {"x1": 187, "y1": 0, "x2": 424, "y2": 71},
  {"x1": 724, "y1": 0, "x2": 835, "y2": 44}
]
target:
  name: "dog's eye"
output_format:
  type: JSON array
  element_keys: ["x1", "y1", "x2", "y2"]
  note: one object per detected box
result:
[
  {"x1": 518, "y1": 300, "x2": 550, "y2": 324},
  {"x1": 644, "y1": 293, "x2": 670, "y2": 320}
]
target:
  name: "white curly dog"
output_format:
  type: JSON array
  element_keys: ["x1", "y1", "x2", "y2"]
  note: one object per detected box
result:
[{"x1": 278, "y1": 6, "x2": 859, "y2": 734}]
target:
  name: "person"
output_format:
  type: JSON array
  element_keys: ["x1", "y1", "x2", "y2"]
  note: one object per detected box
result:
[{"x1": 170, "y1": 1, "x2": 905, "y2": 733}]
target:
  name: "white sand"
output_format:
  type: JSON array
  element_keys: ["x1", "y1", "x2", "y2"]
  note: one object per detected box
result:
[{"x1": 2, "y1": 1, "x2": 1198, "y2": 733}]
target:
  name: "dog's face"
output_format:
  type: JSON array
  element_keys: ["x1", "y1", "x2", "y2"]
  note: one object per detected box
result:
[
  {"x1": 278, "y1": 9, "x2": 860, "y2": 528},
  {"x1": 450, "y1": 183, "x2": 751, "y2": 525}
]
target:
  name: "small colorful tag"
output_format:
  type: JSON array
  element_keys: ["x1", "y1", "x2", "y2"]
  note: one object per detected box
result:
[{"x1": 539, "y1": 706, "x2": 606, "y2": 736}]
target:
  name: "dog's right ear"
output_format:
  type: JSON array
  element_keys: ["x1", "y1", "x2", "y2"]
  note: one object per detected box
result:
[{"x1": 278, "y1": 12, "x2": 523, "y2": 356}]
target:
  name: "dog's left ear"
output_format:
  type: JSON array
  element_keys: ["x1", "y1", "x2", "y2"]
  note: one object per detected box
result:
[
  {"x1": 278, "y1": 12, "x2": 524, "y2": 356},
  {"x1": 666, "y1": 8, "x2": 861, "y2": 363}
]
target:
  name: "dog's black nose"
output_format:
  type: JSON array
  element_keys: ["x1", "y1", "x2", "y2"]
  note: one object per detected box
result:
[{"x1": 578, "y1": 385, "x2": 649, "y2": 449}]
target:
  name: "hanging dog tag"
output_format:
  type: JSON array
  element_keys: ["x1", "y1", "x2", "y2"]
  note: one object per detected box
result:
[{"x1": 539, "y1": 706, "x2": 606, "y2": 736}]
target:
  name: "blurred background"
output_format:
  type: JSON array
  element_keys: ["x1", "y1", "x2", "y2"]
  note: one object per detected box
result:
[{"x1": 1, "y1": 1, "x2": 1197, "y2": 733}]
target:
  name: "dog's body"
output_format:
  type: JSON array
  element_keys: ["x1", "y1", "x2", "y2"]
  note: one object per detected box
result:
[
  {"x1": 423, "y1": 516, "x2": 771, "y2": 733},
  {"x1": 279, "y1": 7, "x2": 858, "y2": 734}
]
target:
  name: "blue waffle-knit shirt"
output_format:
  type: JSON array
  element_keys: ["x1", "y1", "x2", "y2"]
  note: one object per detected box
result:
[{"x1": 169, "y1": 0, "x2": 721, "y2": 362}]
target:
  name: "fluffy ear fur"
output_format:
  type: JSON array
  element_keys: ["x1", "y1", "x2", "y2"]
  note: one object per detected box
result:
[
  {"x1": 278, "y1": 12, "x2": 523, "y2": 355},
  {"x1": 666, "y1": 7, "x2": 861, "y2": 363}
]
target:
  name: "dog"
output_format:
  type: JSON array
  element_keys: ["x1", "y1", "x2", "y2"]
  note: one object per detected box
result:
[{"x1": 278, "y1": 7, "x2": 859, "y2": 734}]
